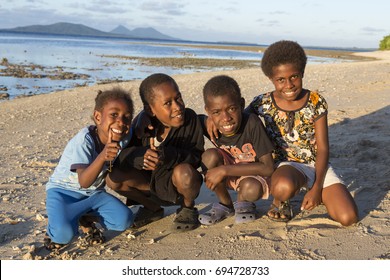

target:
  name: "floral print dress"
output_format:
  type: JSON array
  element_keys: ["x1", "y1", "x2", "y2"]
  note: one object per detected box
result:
[{"x1": 250, "y1": 90, "x2": 328, "y2": 165}]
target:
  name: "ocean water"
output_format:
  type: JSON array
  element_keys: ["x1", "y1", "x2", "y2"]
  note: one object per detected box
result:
[{"x1": 0, "y1": 32, "x2": 348, "y2": 99}]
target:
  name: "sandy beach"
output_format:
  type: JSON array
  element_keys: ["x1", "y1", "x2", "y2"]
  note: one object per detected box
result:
[{"x1": 0, "y1": 50, "x2": 389, "y2": 261}]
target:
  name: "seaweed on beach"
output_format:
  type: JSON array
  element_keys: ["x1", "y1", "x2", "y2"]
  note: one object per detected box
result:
[
  {"x1": 0, "y1": 58, "x2": 90, "y2": 80},
  {"x1": 99, "y1": 54, "x2": 260, "y2": 70}
]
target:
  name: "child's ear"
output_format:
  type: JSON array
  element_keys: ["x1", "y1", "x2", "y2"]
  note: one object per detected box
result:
[
  {"x1": 240, "y1": 97, "x2": 245, "y2": 109},
  {"x1": 93, "y1": 110, "x2": 102, "y2": 124},
  {"x1": 144, "y1": 105, "x2": 155, "y2": 117}
]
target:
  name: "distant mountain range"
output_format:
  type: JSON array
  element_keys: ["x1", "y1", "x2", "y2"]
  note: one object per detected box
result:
[{"x1": 0, "y1": 22, "x2": 178, "y2": 41}]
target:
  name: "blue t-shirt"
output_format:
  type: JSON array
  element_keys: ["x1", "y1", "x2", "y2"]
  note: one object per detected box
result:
[{"x1": 46, "y1": 125, "x2": 131, "y2": 195}]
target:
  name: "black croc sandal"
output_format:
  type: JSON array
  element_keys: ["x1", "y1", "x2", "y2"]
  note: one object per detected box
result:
[{"x1": 172, "y1": 207, "x2": 199, "y2": 232}]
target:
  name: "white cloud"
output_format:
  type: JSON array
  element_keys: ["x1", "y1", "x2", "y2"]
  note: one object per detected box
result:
[
  {"x1": 361, "y1": 27, "x2": 386, "y2": 33},
  {"x1": 139, "y1": 1, "x2": 186, "y2": 15}
]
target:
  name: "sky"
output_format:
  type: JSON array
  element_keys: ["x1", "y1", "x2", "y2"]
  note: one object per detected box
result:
[{"x1": 0, "y1": 0, "x2": 389, "y2": 49}]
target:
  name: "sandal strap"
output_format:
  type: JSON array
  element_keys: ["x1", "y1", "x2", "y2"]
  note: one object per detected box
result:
[
  {"x1": 84, "y1": 228, "x2": 105, "y2": 245},
  {"x1": 279, "y1": 201, "x2": 293, "y2": 217},
  {"x1": 267, "y1": 200, "x2": 293, "y2": 222}
]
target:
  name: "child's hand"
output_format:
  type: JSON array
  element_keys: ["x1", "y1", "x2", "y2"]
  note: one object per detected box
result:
[
  {"x1": 203, "y1": 166, "x2": 226, "y2": 190},
  {"x1": 300, "y1": 187, "x2": 322, "y2": 211},
  {"x1": 103, "y1": 129, "x2": 120, "y2": 162},
  {"x1": 134, "y1": 111, "x2": 154, "y2": 139},
  {"x1": 205, "y1": 117, "x2": 219, "y2": 145},
  {"x1": 143, "y1": 138, "x2": 160, "y2": 170}
]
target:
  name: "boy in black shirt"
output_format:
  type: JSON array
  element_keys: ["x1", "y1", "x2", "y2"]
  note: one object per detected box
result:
[{"x1": 107, "y1": 73, "x2": 204, "y2": 232}]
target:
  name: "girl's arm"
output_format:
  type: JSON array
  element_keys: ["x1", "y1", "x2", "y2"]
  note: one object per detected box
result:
[
  {"x1": 198, "y1": 114, "x2": 219, "y2": 144},
  {"x1": 244, "y1": 104, "x2": 256, "y2": 114},
  {"x1": 203, "y1": 104, "x2": 261, "y2": 144},
  {"x1": 301, "y1": 114, "x2": 329, "y2": 210}
]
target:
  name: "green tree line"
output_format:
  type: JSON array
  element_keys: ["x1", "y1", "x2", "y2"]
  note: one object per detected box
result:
[{"x1": 379, "y1": 35, "x2": 390, "y2": 50}]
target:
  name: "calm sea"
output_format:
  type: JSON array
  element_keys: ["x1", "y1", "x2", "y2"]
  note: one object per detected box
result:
[{"x1": 0, "y1": 32, "x2": 354, "y2": 99}]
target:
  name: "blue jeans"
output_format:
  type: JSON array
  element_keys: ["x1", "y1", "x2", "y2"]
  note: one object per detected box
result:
[{"x1": 46, "y1": 188, "x2": 133, "y2": 244}]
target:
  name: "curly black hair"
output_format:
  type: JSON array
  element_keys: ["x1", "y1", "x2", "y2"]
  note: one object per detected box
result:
[
  {"x1": 94, "y1": 87, "x2": 134, "y2": 119},
  {"x1": 139, "y1": 73, "x2": 180, "y2": 106},
  {"x1": 91, "y1": 87, "x2": 134, "y2": 124},
  {"x1": 203, "y1": 75, "x2": 241, "y2": 106},
  {"x1": 261, "y1": 40, "x2": 307, "y2": 78}
]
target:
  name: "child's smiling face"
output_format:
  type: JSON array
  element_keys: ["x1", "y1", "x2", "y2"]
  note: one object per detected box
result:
[
  {"x1": 205, "y1": 93, "x2": 243, "y2": 137},
  {"x1": 94, "y1": 98, "x2": 132, "y2": 144},
  {"x1": 270, "y1": 63, "x2": 304, "y2": 101},
  {"x1": 148, "y1": 82, "x2": 185, "y2": 128}
]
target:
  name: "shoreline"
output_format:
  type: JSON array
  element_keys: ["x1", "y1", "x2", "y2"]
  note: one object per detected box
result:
[
  {"x1": 146, "y1": 42, "x2": 375, "y2": 61},
  {"x1": 0, "y1": 42, "x2": 375, "y2": 100},
  {"x1": 0, "y1": 51, "x2": 389, "y2": 260}
]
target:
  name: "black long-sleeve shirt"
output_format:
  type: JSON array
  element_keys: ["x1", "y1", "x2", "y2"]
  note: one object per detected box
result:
[{"x1": 117, "y1": 108, "x2": 204, "y2": 202}]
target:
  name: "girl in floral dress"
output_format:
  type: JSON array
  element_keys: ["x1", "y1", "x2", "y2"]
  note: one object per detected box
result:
[{"x1": 247, "y1": 40, "x2": 358, "y2": 225}]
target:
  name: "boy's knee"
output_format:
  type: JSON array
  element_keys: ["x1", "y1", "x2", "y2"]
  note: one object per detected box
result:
[
  {"x1": 173, "y1": 164, "x2": 202, "y2": 194},
  {"x1": 106, "y1": 208, "x2": 134, "y2": 231},
  {"x1": 173, "y1": 163, "x2": 198, "y2": 182},
  {"x1": 47, "y1": 224, "x2": 75, "y2": 244},
  {"x1": 202, "y1": 148, "x2": 223, "y2": 168},
  {"x1": 111, "y1": 216, "x2": 133, "y2": 231},
  {"x1": 239, "y1": 179, "x2": 263, "y2": 201}
]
